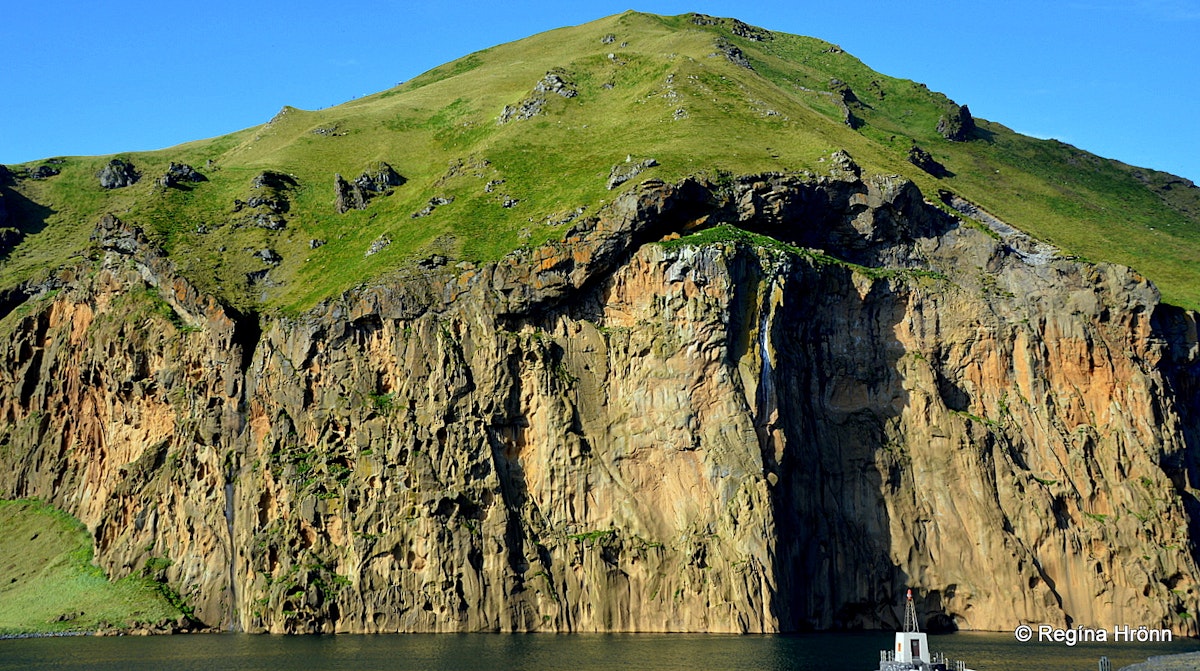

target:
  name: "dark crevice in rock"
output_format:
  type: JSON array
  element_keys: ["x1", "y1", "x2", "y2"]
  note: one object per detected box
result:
[
  {"x1": 228, "y1": 307, "x2": 262, "y2": 374},
  {"x1": 17, "y1": 339, "x2": 44, "y2": 409}
]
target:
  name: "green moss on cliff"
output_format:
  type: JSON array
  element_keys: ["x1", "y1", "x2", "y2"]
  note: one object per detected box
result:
[{"x1": 0, "y1": 499, "x2": 182, "y2": 634}]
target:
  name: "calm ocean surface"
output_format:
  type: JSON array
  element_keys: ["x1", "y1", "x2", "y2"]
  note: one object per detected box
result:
[{"x1": 1, "y1": 631, "x2": 1197, "y2": 671}]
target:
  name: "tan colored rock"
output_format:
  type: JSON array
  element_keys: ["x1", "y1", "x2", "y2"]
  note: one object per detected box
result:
[{"x1": 1, "y1": 175, "x2": 1197, "y2": 636}]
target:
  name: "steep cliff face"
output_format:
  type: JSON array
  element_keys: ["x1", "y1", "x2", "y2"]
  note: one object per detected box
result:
[{"x1": 1, "y1": 168, "x2": 1198, "y2": 635}]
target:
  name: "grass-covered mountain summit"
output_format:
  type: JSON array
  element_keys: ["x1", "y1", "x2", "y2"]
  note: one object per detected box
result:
[{"x1": 3, "y1": 11, "x2": 1199, "y2": 311}]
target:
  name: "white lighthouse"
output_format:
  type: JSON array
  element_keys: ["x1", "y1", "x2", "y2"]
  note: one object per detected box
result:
[
  {"x1": 877, "y1": 588, "x2": 974, "y2": 671},
  {"x1": 894, "y1": 589, "x2": 930, "y2": 665}
]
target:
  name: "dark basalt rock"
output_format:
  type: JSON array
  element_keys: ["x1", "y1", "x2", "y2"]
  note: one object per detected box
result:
[
  {"x1": 908, "y1": 145, "x2": 949, "y2": 177},
  {"x1": 715, "y1": 38, "x2": 752, "y2": 69},
  {"x1": 0, "y1": 165, "x2": 14, "y2": 186},
  {"x1": 251, "y1": 171, "x2": 298, "y2": 191},
  {"x1": 97, "y1": 159, "x2": 139, "y2": 189},
  {"x1": 244, "y1": 196, "x2": 287, "y2": 213},
  {"x1": 500, "y1": 70, "x2": 578, "y2": 124},
  {"x1": 689, "y1": 13, "x2": 773, "y2": 41},
  {"x1": 30, "y1": 165, "x2": 61, "y2": 180},
  {"x1": 355, "y1": 162, "x2": 405, "y2": 194},
  {"x1": 830, "y1": 80, "x2": 863, "y2": 130},
  {"x1": 334, "y1": 174, "x2": 367, "y2": 214},
  {"x1": 607, "y1": 158, "x2": 659, "y2": 190},
  {"x1": 937, "y1": 103, "x2": 976, "y2": 142},
  {"x1": 335, "y1": 163, "x2": 405, "y2": 214},
  {"x1": 157, "y1": 162, "x2": 206, "y2": 189},
  {"x1": 365, "y1": 235, "x2": 391, "y2": 257},
  {"x1": 533, "y1": 70, "x2": 577, "y2": 99},
  {"x1": 90, "y1": 213, "x2": 143, "y2": 255},
  {"x1": 234, "y1": 171, "x2": 299, "y2": 227},
  {"x1": 411, "y1": 196, "x2": 453, "y2": 218},
  {"x1": 253, "y1": 248, "x2": 282, "y2": 265}
]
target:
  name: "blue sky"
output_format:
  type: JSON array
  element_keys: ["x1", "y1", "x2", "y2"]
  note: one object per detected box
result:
[{"x1": 3, "y1": 0, "x2": 1198, "y2": 182}]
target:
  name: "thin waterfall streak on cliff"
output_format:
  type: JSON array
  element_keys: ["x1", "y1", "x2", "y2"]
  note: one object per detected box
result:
[
  {"x1": 224, "y1": 480, "x2": 240, "y2": 632},
  {"x1": 757, "y1": 298, "x2": 776, "y2": 424}
]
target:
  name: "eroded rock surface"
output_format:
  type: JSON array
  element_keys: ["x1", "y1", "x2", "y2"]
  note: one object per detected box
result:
[
  {"x1": 97, "y1": 159, "x2": 139, "y2": 189},
  {"x1": 1, "y1": 170, "x2": 1198, "y2": 636},
  {"x1": 937, "y1": 103, "x2": 976, "y2": 142}
]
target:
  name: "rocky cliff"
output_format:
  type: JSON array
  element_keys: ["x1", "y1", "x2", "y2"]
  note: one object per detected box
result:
[{"x1": 2, "y1": 163, "x2": 1198, "y2": 635}]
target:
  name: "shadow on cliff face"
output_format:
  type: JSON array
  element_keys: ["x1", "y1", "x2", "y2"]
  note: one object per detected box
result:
[
  {"x1": 760, "y1": 260, "x2": 919, "y2": 630},
  {"x1": 1151, "y1": 305, "x2": 1200, "y2": 571},
  {"x1": 0, "y1": 185, "x2": 56, "y2": 324},
  {"x1": 714, "y1": 173, "x2": 964, "y2": 631},
  {"x1": 0, "y1": 185, "x2": 54, "y2": 263}
]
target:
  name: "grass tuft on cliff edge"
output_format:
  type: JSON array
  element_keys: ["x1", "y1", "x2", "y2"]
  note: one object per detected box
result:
[
  {"x1": 0, "y1": 499, "x2": 183, "y2": 634},
  {"x1": 2, "y1": 11, "x2": 1198, "y2": 311}
]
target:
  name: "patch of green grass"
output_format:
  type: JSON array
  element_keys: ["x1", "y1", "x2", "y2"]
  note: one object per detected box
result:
[
  {"x1": 661, "y1": 223, "x2": 949, "y2": 283},
  {"x1": 0, "y1": 499, "x2": 182, "y2": 634},
  {"x1": 567, "y1": 529, "x2": 616, "y2": 543},
  {"x1": 368, "y1": 391, "x2": 396, "y2": 413}
]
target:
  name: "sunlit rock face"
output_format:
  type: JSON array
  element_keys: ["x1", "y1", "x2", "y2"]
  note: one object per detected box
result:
[{"x1": 2, "y1": 172, "x2": 1197, "y2": 635}]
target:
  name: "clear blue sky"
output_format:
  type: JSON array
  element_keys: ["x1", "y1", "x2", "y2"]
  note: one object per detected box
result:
[{"x1": 3, "y1": 1, "x2": 1198, "y2": 182}]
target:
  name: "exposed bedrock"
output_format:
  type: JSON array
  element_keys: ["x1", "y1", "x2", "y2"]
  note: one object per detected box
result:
[{"x1": 1, "y1": 171, "x2": 1198, "y2": 635}]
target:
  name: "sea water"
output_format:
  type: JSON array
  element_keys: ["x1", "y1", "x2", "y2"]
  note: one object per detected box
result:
[{"x1": 1, "y1": 631, "x2": 1197, "y2": 671}]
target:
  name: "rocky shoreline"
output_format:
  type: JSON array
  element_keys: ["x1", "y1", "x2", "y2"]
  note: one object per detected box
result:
[
  {"x1": 1120, "y1": 652, "x2": 1200, "y2": 671},
  {"x1": 0, "y1": 617, "x2": 213, "y2": 639}
]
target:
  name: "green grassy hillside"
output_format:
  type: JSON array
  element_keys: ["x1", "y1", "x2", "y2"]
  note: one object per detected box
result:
[
  {"x1": 2, "y1": 11, "x2": 1198, "y2": 310},
  {"x1": 0, "y1": 499, "x2": 183, "y2": 634}
]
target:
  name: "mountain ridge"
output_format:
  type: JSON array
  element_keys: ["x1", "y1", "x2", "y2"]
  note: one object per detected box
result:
[{"x1": 1, "y1": 11, "x2": 1198, "y2": 313}]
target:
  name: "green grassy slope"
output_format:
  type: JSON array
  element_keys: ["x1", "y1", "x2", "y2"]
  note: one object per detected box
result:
[
  {"x1": 0, "y1": 499, "x2": 183, "y2": 634},
  {"x1": 2, "y1": 11, "x2": 1198, "y2": 310}
]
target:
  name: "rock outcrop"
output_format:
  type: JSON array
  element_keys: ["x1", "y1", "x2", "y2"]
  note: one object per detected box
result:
[
  {"x1": 499, "y1": 70, "x2": 578, "y2": 124},
  {"x1": 30, "y1": 164, "x2": 61, "y2": 180},
  {"x1": 333, "y1": 174, "x2": 365, "y2": 214},
  {"x1": 715, "y1": 39, "x2": 753, "y2": 69},
  {"x1": 937, "y1": 103, "x2": 976, "y2": 142},
  {"x1": 1, "y1": 169, "x2": 1199, "y2": 637},
  {"x1": 830, "y1": 79, "x2": 863, "y2": 130},
  {"x1": 908, "y1": 145, "x2": 948, "y2": 177},
  {"x1": 335, "y1": 163, "x2": 405, "y2": 214},
  {"x1": 606, "y1": 158, "x2": 658, "y2": 190},
  {"x1": 234, "y1": 171, "x2": 298, "y2": 230},
  {"x1": 157, "y1": 163, "x2": 206, "y2": 189},
  {"x1": 97, "y1": 159, "x2": 140, "y2": 189}
]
